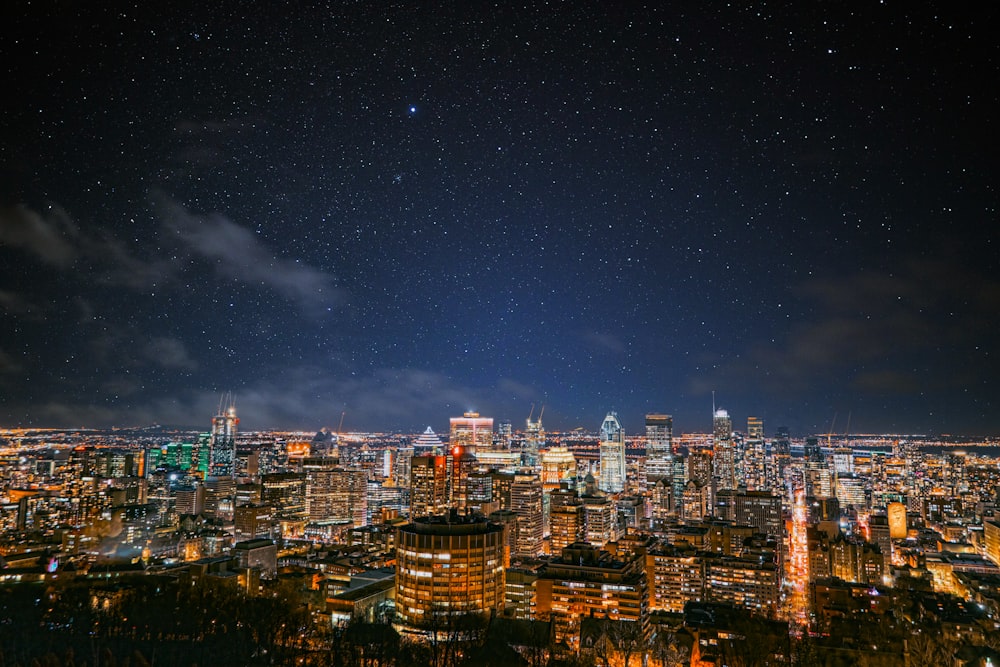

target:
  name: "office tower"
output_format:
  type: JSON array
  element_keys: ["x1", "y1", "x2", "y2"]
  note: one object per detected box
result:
[
  {"x1": 510, "y1": 473, "x2": 544, "y2": 559},
  {"x1": 409, "y1": 455, "x2": 449, "y2": 518},
  {"x1": 687, "y1": 451, "x2": 713, "y2": 487},
  {"x1": 598, "y1": 411, "x2": 625, "y2": 493},
  {"x1": 497, "y1": 420, "x2": 513, "y2": 449},
  {"x1": 412, "y1": 427, "x2": 444, "y2": 453},
  {"x1": 175, "y1": 484, "x2": 205, "y2": 516},
  {"x1": 743, "y1": 416, "x2": 766, "y2": 491},
  {"x1": 261, "y1": 472, "x2": 307, "y2": 519},
  {"x1": 234, "y1": 504, "x2": 273, "y2": 542},
  {"x1": 835, "y1": 473, "x2": 867, "y2": 511},
  {"x1": 712, "y1": 409, "x2": 735, "y2": 490},
  {"x1": 450, "y1": 447, "x2": 477, "y2": 510},
  {"x1": 395, "y1": 515, "x2": 506, "y2": 629},
  {"x1": 209, "y1": 398, "x2": 238, "y2": 478},
  {"x1": 550, "y1": 487, "x2": 584, "y2": 552},
  {"x1": 449, "y1": 411, "x2": 493, "y2": 456},
  {"x1": 583, "y1": 496, "x2": 617, "y2": 547},
  {"x1": 714, "y1": 489, "x2": 784, "y2": 539},
  {"x1": 644, "y1": 413, "x2": 674, "y2": 483},
  {"x1": 769, "y1": 426, "x2": 791, "y2": 490},
  {"x1": 536, "y1": 543, "x2": 649, "y2": 651},
  {"x1": 540, "y1": 447, "x2": 576, "y2": 489},
  {"x1": 466, "y1": 472, "x2": 496, "y2": 515},
  {"x1": 703, "y1": 553, "x2": 781, "y2": 615},
  {"x1": 524, "y1": 405, "x2": 545, "y2": 462}
]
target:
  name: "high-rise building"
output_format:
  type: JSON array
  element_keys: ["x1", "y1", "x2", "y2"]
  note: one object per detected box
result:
[
  {"x1": 536, "y1": 543, "x2": 649, "y2": 651},
  {"x1": 525, "y1": 406, "x2": 545, "y2": 462},
  {"x1": 550, "y1": 487, "x2": 584, "y2": 553},
  {"x1": 644, "y1": 413, "x2": 674, "y2": 483},
  {"x1": 598, "y1": 411, "x2": 625, "y2": 494},
  {"x1": 712, "y1": 409, "x2": 735, "y2": 490},
  {"x1": 394, "y1": 514, "x2": 506, "y2": 630},
  {"x1": 510, "y1": 473, "x2": 544, "y2": 559},
  {"x1": 412, "y1": 427, "x2": 444, "y2": 453},
  {"x1": 410, "y1": 455, "x2": 449, "y2": 518},
  {"x1": 743, "y1": 417, "x2": 767, "y2": 491},
  {"x1": 449, "y1": 411, "x2": 493, "y2": 456},
  {"x1": 209, "y1": 399, "x2": 238, "y2": 478}
]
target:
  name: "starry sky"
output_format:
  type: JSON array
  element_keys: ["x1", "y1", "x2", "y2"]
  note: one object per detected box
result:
[{"x1": 1, "y1": 2, "x2": 997, "y2": 436}]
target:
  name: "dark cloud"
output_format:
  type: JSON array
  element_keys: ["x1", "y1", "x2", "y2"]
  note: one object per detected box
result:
[
  {"x1": 144, "y1": 337, "x2": 198, "y2": 371},
  {"x1": 581, "y1": 331, "x2": 626, "y2": 354},
  {"x1": 157, "y1": 197, "x2": 345, "y2": 312},
  {"x1": 0, "y1": 204, "x2": 77, "y2": 267}
]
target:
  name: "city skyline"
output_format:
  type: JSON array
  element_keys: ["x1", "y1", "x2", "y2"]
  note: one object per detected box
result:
[{"x1": 1, "y1": 4, "x2": 998, "y2": 435}]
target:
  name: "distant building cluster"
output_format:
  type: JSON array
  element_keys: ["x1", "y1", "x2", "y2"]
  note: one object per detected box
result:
[{"x1": 2, "y1": 404, "x2": 1000, "y2": 664}]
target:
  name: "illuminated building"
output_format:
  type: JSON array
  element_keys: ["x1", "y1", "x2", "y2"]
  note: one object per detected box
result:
[
  {"x1": 888, "y1": 502, "x2": 908, "y2": 539},
  {"x1": 828, "y1": 535, "x2": 884, "y2": 585},
  {"x1": 209, "y1": 399, "x2": 238, "y2": 478},
  {"x1": 681, "y1": 481, "x2": 711, "y2": 522},
  {"x1": 449, "y1": 411, "x2": 493, "y2": 456},
  {"x1": 234, "y1": 503, "x2": 273, "y2": 541},
  {"x1": 449, "y1": 448, "x2": 477, "y2": 510},
  {"x1": 306, "y1": 465, "x2": 368, "y2": 527},
  {"x1": 394, "y1": 514, "x2": 506, "y2": 629},
  {"x1": 687, "y1": 450, "x2": 712, "y2": 487},
  {"x1": 645, "y1": 413, "x2": 674, "y2": 483},
  {"x1": 540, "y1": 447, "x2": 576, "y2": 489},
  {"x1": 712, "y1": 409, "x2": 735, "y2": 490},
  {"x1": 535, "y1": 543, "x2": 649, "y2": 650},
  {"x1": 582, "y1": 496, "x2": 618, "y2": 547},
  {"x1": 743, "y1": 416, "x2": 766, "y2": 490},
  {"x1": 413, "y1": 426, "x2": 444, "y2": 453},
  {"x1": 261, "y1": 472, "x2": 307, "y2": 519},
  {"x1": 466, "y1": 473, "x2": 497, "y2": 515},
  {"x1": 714, "y1": 489, "x2": 783, "y2": 539},
  {"x1": 233, "y1": 538, "x2": 277, "y2": 580},
  {"x1": 985, "y1": 519, "x2": 1000, "y2": 567},
  {"x1": 650, "y1": 478, "x2": 673, "y2": 527},
  {"x1": 650, "y1": 543, "x2": 704, "y2": 612},
  {"x1": 598, "y1": 411, "x2": 625, "y2": 493},
  {"x1": 175, "y1": 484, "x2": 205, "y2": 516},
  {"x1": 410, "y1": 455, "x2": 449, "y2": 518},
  {"x1": 835, "y1": 473, "x2": 867, "y2": 511},
  {"x1": 703, "y1": 553, "x2": 780, "y2": 615},
  {"x1": 550, "y1": 494, "x2": 584, "y2": 552},
  {"x1": 510, "y1": 473, "x2": 544, "y2": 559},
  {"x1": 524, "y1": 406, "x2": 544, "y2": 461}
]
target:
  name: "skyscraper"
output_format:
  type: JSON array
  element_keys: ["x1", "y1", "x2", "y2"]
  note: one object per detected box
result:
[
  {"x1": 598, "y1": 411, "x2": 625, "y2": 494},
  {"x1": 644, "y1": 413, "x2": 673, "y2": 483},
  {"x1": 524, "y1": 406, "x2": 545, "y2": 463},
  {"x1": 449, "y1": 411, "x2": 493, "y2": 456},
  {"x1": 409, "y1": 455, "x2": 449, "y2": 518},
  {"x1": 209, "y1": 398, "x2": 238, "y2": 478},
  {"x1": 744, "y1": 416, "x2": 767, "y2": 491},
  {"x1": 712, "y1": 408, "x2": 736, "y2": 490},
  {"x1": 510, "y1": 473, "x2": 544, "y2": 559}
]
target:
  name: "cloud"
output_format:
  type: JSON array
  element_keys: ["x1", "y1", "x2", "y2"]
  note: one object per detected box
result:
[
  {"x1": 158, "y1": 197, "x2": 345, "y2": 311},
  {"x1": 0, "y1": 348, "x2": 21, "y2": 374},
  {"x1": 0, "y1": 366, "x2": 549, "y2": 431},
  {"x1": 693, "y1": 256, "x2": 1000, "y2": 405},
  {"x1": 144, "y1": 337, "x2": 198, "y2": 370},
  {"x1": 581, "y1": 331, "x2": 626, "y2": 354},
  {"x1": 0, "y1": 204, "x2": 78, "y2": 267}
]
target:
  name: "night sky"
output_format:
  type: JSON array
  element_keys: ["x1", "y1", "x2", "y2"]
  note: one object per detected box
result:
[{"x1": 1, "y1": 2, "x2": 997, "y2": 436}]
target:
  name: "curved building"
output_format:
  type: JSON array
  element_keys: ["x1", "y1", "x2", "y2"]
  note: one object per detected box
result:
[{"x1": 395, "y1": 514, "x2": 506, "y2": 629}]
